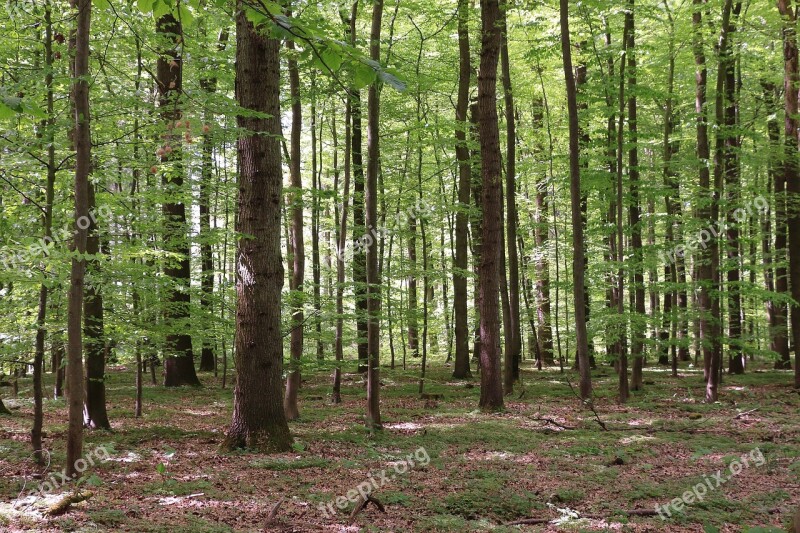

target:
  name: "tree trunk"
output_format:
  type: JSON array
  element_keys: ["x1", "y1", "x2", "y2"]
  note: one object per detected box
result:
[
  {"x1": 198, "y1": 29, "x2": 228, "y2": 373},
  {"x1": 222, "y1": 6, "x2": 292, "y2": 452},
  {"x1": 706, "y1": 0, "x2": 734, "y2": 402},
  {"x1": 626, "y1": 0, "x2": 645, "y2": 392},
  {"x1": 501, "y1": 8, "x2": 521, "y2": 386},
  {"x1": 32, "y1": 3, "x2": 57, "y2": 462},
  {"x1": 477, "y1": 0, "x2": 505, "y2": 411},
  {"x1": 284, "y1": 22, "x2": 304, "y2": 422},
  {"x1": 158, "y1": 12, "x2": 200, "y2": 388},
  {"x1": 560, "y1": 0, "x2": 592, "y2": 401},
  {"x1": 83, "y1": 182, "x2": 110, "y2": 429},
  {"x1": 365, "y1": 0, "x2": 384, "y2": 430},
  {"x1": 66, "y1": 0, "x2": 91, "y2": 478},
  {"x1": 725, "y1": 4, "x2": 744, "y2": 375},
  {"x1": 532, "y1": 101, "x2": 554, "y2": 365},
  {"x1": 452, "y1": 0, "x2": 472, "y2": 379}
]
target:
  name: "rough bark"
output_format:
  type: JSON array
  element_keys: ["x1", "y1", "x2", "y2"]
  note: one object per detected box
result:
[
  {"x1": 560, "y1": 0, "x2": 592, "y2": 401},
  {"x1": 157, "y1": 12, "x2": 200, "y2": 387},
  {"x1": 501, "y1": 7, "x2": 521, "y2": 387},
  {"x1": 221, "y1": 6, "x2": 292, "y2": 452},
  {"x1": 452, "y1": 0, "x2": 472, "y2": 379},
  {"x1": 284, "y1": 23, "x2": 304, "y2": 422},
  {"x1": 83, "y1": 182, "x2": 110, "y2": 430},
  {"x1": 477, "y1": 0, "x2": 505, "y2": 411},
  {"x1": 365, "y1": 0, "x2": 384, "y2": 429}
]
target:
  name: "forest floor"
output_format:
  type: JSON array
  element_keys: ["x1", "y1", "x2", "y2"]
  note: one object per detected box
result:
[{"x1": 0, "y1": 360, "x2": 798, "y2": 532}]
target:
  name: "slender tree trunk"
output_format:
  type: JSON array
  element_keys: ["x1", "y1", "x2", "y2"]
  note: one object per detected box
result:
[
  {"x1": 626, "y1": 0, "x2": 645, "y2": 392},
  {"x1": 311, "y1": 89, "x2": 323, "y2": 361},
  {"x1": 32, "y1": 3, "x2": 57, "y2": 461},
  {"x1": 198, "y1": 30, "x2": 228, "y2": 373},
  {"x1": 452, "y1": 0, "x2": 472, "y2": 378},
  {"x1": 532, "y1": 101, "x2": 554, "y2": 365},
  {"x1": 222, "y1": 6, "x2": 292, "y2": 452},
  {"x1": 365, "y1": 0, "x2": 384, "y2": 429},
  {"x1": 501, "y1": 7, "x2": 521, "y2": 385},
  {"x1": 158, "y1": 12, "x2": 200, "y2": 388},
  {"x1": 284, "y1": 23, "x2": 304, "y2": 422},
  {"x1": 560, "y1": 0, "x2": 592, "y2": 401},
  {"x1": 477, "y1": 0, "x2": 505, "y2": 411},
  {"x1": 705, "y1": 0, "x2": 735, "y2": 402},
  {"x1": 762, "y1": 82, "x2": 787, "y2": 369},
  {"x1": 66, "y1": 0, "x2": 91, "y2": 478},
  {"x1": 725, "y1": 3, "x2": 744, "y2": 375}
]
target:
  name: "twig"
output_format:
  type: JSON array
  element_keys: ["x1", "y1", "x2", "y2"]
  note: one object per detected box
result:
[
  {"x1": 528, "y1": 416, "x2": 576, "y2": 430},
  {"x1": 733, "y1": 408, "x2": 758, "y2": 419},
  {"x1": 347, "y1": 494, "x2": 386, "y2": 525}
]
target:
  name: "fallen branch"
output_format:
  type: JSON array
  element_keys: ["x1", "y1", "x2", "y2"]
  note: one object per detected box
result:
[
  {"x1": 347, "y1": 494, "x2": 386, "y2": 525},
  {"x1": 528, "y1": 416, "x2": 576, "y2": 430},
  {"x1": 45, "y1": 490, "x2": 93, "y2": 517},
  {"x1": 264, "y1": 497, "x2": 284, "y2": 527},
  {"x1": 734, "y1": 408, "x2": 759, "y2": 419},
  {"x1": 504, "y1": 508, "x2": 658, "y2": 526}
]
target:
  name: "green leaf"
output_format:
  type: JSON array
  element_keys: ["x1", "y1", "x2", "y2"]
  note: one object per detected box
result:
[
  {"x1": 0, "y1": 102, "x2": 16, "y2": 120},
  {"x1": 136, "y1": 0, "x2": 154, "y2": 13},
  {"x1": 177, "y1": 5, "x2": 194, "y2": 26}
]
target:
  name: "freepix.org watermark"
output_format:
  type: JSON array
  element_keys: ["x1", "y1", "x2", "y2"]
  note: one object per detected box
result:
[
  {"x1": 655, "y1": 447, "x2": 765, "y2": 520},
  {"x1": 658, "y1": 196, "x2": 769, "y2": 266},
  {"x1": 317, "y1": 446, "x2": 430, "y2": 518},
  {"x1": 0, "y1": 206, "x2": 112, "y2": 271},
  {"x1": 336, "y1": 200, "x2": 432, "y2": 264}
]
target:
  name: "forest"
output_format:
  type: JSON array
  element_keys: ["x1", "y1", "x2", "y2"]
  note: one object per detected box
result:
[{"x1": 1, "y1": 0, "x2": 799, "y2": 530}]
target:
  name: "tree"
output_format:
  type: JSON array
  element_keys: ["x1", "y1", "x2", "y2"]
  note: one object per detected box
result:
[
  {"x1": 157, "y1": 11, "x2": 201, "y2": 388},
  {"x1": 477, "y1": 0, "x2": 504, "y2": 411},
  {"x1": 66, "y1": 0, "x2": 92, "y2": 479},
  {"x1": 777, "y1": 0, "x2": 800, "y2": 389},
  {"x1": 284, "y1": 14, "x2": 304, "y2": 421},
  {"x1": 560, "y1": 0, "x2": 592, "y2": 401},
  {"x1": 452, "y1": 0, "x2": 472, "y2": 380},
  {"x1": 222, "y1": 4, "x2": 292, "y2": 452},
  {"x1": 365, "y1": 0, "x2": 384, "y2": 429}
]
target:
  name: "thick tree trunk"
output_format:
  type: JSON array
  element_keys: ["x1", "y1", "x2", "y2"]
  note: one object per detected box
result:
[
  {"x1": 777, "y1": 0, "x2": 800, "y2": 388},
  {"x1": 66, "y1": 0, "x2": 91, "y2": 478},
  {"x1": 158, "y1": 13, "x2": 200, "y2": 388},
  {"x1": 477, "y1": 0, "x2": 504, "y2": 411},
  {"x1": 222, "y1": 7, "x2": 292, "y2": 452},
  {"x1": 284, "y1": 25, "x2": 304, "y2": 422},
  {"x1": 365, "y1": 0, "x2": 384, "y2": 429},
  {"x1": 560, "y1": 0, "x2": 592, "y2": 401},
  {"x1": 452, "y1": 0, "x2": 472, "y2": 379}
]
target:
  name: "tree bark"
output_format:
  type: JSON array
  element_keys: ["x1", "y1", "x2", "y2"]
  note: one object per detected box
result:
[
  {"x1": 83, "y1": 182, "x2": 110, "y2": 430},
  {"x1": 477, "y1": 0, "x2": 505, "y2": 411},
  {"x1": 452, "y1": 0, "x2": 472, "y2": 379},
  {"x1": 560, "y1": 0, "x2": 592, "y2": 401},
  {"x1": 365, "y1": 0, "x2": 384, "y2": 429},
  {"x1": 284, "y1": 20, "x2": 304, "y2": 422},
  {"x1": 158, "y1": 12, "x2": 200, "y2": 388},
  {"x1": 501, "y1": 7, "x2": 521, "y2": 387},
  {"x1": 66, "y1": 0, "x2": 91, "y2": 478},
  {"x1": 626, "y1": 0, "x2": 646, "y2": 392},
  {"x1": 221, "y1": 5, "x2": 292, "y2": 452},
  {"x1": 532, "y1": 101, "x2": 554, "y2": 365}
]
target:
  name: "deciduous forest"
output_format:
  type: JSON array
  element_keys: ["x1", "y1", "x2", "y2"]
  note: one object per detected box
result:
[{"x1": 1, "y1": 0, "x2": 799, "y2": 530}]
